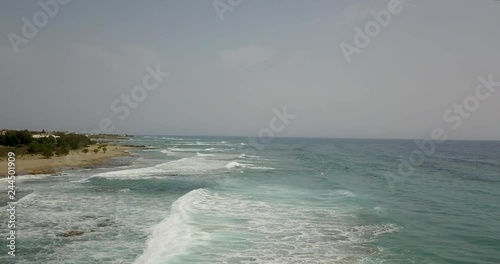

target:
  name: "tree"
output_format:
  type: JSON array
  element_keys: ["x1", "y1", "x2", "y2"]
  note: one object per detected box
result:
[
  {"x1": 47, "y1": 135, "x2": 56, "y2": 144},
  {"x1": 28, "y1": 142, "x2": 41, "y2": 153},
  {"x1": 102, "y1": 147, "x2": 107, "y2": 153},
  {"x1": 15, "y1": 130, "x2": 32, "y2": 145},
  {"x1": 58, "y1": 140, "x2": 68, "y2": 149},
  {"x1": 4, "y1": 131, "x2": 20, "y2": 146},
  {"x1": 93, "y1": 148, "x2": 99, "y2": 154},
  {"x1": 42, "y1": 148, "x2": 53, "y2": 159},
  {"x1": 62, "y1": 133, "x2": 91, "y2": 150},
  {"x1": 82, "y1": 149, "x2": 89, "y2": 155},
  {"x1": 56, "y1": 146, "x2": 69, "y2": 156}
]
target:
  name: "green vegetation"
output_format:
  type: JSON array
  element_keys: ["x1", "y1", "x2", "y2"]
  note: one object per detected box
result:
[
  {"x1": 0, "y1": 146, "x2": 28, "y2": 160},
  {"x1": 55, "y1": 146, "x2": 70, "y2": 157},
  {"x1": 0, "y1": 130, "x2": 92, "y2": 159},
  {"x1": 93, "y1": 148, "x2": 99, "y2": 154},
  {"x1": 82, "y1": 149, "x2": 89, "y2": 155},
  {"x1": 53, "y1": 132, "x2": 93, "y2": 150},
  {"x1": 42, "y1": 148, "x2": 54, "y2": 159},
  {"x1": 0, "y1": 130, "x2": 32, "y2": 146}
]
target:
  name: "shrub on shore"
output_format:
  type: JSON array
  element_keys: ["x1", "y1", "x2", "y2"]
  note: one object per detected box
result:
[
  {"x1": 42, "y1": 148, "x2": 54, "y2": 159},
  {"x1": 55, "y1": 146, "x2": 70, "y2": 156},
  {"x1": 0, "y1": 130, "x2": 92, "y2": 158}
]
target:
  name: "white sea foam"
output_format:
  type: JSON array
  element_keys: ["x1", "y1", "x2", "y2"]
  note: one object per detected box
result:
[
  {"x1": 225, "y1": 161, "x2": 246, "y2": 169},
  {"x1": 142, "y1": 149, "x2": 161, "y2": 152},
  {"x1": 158, "y1": 149, "x2": 185, "y2": 157},
  {"x1": 133, "y1": 189, "x2": 400, "y2": 263},
  {"x1": 248, "y1": 166, "x2": 275, "y2": 170},
  {"x1": 175, "y1": 142, "x2": 212, "y2": 146},
  {"x1": 0, "y1": 174, "x2": 57, "y2": 182},
  {"x1": 133, "y1": 189, "x2": 209, "y2": 264},
  {"x1": 196, "y1": 152, "x2": 215, "y2": 157},
  {"x1": 12, "y1": 180, "x2": 175, "y2": 263},
  {"x1": 72, "y1": 178, "x2": 90, "y2": 183},
  {"x1": 332, "y1": 189, "x2": 356, "y2": 197},
  {"x1": 93, "y1": 157, "x2": 229, "y2": 178},
  {"x1": 239, "y1": 153, "x2": 261, "y2": 159},
  {"x1": 169, "y1": 147, "x2": 204, "y2": 152},
  {"x1": 16, "y1": 191, "x2": 35, "y2": 203}
]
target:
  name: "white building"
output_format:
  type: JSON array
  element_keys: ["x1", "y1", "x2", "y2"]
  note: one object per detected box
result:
[{"x1": 32, "y1": 133, "x2": 60, "y2": 139}]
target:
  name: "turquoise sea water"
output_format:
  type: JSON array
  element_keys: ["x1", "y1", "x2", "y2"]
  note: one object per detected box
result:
[{"x1": 1, "y1": 136, "x2": 499, "y2": 263}]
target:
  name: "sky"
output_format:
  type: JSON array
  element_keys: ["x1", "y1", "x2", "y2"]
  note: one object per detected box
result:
[{"x1": 0, "y1": 0, "x2": 499, "y2": 140}]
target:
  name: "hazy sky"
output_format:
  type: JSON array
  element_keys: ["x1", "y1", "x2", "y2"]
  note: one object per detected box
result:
[{"x1": 1, "y1": 0, "x2": 499, "y2": 139}]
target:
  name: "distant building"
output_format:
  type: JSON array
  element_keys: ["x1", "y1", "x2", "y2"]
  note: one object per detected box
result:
[
  {"x1": 32, "y1": 133, "x2": 60, "y2": 139},
  {"x1": 0, "y1": 129, "x2": 7, "y2": 136}
]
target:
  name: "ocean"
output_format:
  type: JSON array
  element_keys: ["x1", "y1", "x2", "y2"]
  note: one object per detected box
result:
[{"x1": 1, "y1": 136, "x2": 499, "y2": 263}]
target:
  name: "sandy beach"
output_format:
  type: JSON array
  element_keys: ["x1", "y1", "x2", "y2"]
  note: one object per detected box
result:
[{"x1": 0, "y1": 144, "x2": 134, "y2": 176}]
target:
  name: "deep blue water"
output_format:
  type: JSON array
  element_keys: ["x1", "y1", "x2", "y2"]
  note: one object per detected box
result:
[{"x1": 1, "y1": 136, "x2": 499, "y2": 263}]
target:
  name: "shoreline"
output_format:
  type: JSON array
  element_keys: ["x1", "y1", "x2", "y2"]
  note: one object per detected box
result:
[{"x1": 0, "y1": 144, "x2": 136, "y2": 176}]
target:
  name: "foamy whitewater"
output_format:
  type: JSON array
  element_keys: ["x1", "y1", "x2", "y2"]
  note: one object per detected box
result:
[{"x1": 1, "y1": 137, "x2": 499, "y2": 263}]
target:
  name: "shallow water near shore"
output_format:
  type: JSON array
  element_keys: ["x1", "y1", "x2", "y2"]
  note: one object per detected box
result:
[{"x1": 1, "y1": 136, "x2": 499, "y2": 263}]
